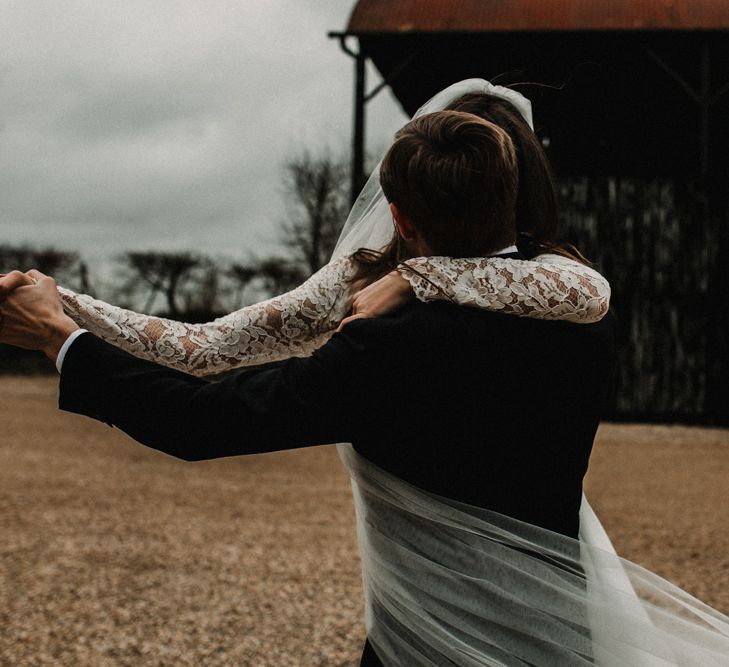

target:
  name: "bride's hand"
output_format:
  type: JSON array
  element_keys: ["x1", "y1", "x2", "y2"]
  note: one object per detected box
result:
[{"x1": 337, "y1": 271, "x2": 414, "y2": 332}]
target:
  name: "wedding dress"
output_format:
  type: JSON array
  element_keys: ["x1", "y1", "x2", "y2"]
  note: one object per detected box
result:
[{"x1": 328, "y1": 78, "x2": 729, "y2": 665}]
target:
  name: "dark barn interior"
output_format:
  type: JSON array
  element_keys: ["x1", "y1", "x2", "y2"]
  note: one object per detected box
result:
[{"x1": 332, "y1": 0, "x2": 729, "y2": 424}]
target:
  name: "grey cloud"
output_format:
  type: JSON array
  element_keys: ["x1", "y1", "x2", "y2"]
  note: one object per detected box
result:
[{"x1": 0, "y1": 0, "x2": 406, "y2": 268}]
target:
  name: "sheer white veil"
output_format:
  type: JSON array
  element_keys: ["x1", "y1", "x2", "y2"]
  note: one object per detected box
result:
[
  {"x1": 331, "y1": 79, "x2": 533, "y2": 262},
  {"x1": 340, "y1": 445, "x2": 729, "y2": 666},
  {"x1": 330, "y1": 79, "x2": 729, "y2": 665}
]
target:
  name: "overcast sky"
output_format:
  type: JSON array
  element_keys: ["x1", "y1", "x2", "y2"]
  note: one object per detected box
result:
[{"x1": 0, "y1": 1, "x2": 406, "y2": 271}]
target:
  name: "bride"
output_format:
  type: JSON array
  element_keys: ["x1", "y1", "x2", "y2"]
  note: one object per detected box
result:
[{"x1": 28, "y1": 79, "x2": 729, "y2": 664}]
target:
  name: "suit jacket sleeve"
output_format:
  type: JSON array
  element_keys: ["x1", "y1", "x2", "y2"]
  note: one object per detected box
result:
[{"x1": 59, "y1": 328, "x2": 374, "y2": 461}]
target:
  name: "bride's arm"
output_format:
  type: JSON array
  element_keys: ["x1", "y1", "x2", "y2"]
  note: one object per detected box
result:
[
  {"x1": 58, "y1": 257, "x2": 355, "y2": 377},
  {"x1": 396, "y1": 254, "x2": 610, "y2": 323},
  {"x1": 57, "y1": 251, "x2": 608, "y2": 376}
]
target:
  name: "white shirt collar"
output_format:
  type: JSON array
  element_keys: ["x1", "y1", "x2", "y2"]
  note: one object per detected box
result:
[{"x1": 488, "y1": 244, "x2": 519, "y2": 257}]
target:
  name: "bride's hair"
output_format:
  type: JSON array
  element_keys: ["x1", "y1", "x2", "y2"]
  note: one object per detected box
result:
[
  {"x1": 351, "y1": 91, "x2": 588, "y2": 285},
  {"x1": 379, "y1": 110, "x2": 518, "y2": 258},
  {"x1": 448, "y1": 91, "x2": 589, "y2": 264}
]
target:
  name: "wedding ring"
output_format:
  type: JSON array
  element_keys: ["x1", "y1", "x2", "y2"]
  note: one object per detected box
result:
[{"x1": 28, "y1": 276, "x2": 38, "y2": 285}]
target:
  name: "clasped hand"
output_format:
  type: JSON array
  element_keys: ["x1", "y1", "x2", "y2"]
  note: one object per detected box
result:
[
  {"x1": 337, "y1": 270, "x2": 414, "y2": 332},
  {"x1": 0, "y1": 270, "x2": 79, "y2": 360}
]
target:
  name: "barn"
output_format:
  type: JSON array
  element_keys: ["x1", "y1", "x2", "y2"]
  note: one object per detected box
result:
[{"x1": 331, "y1": 0, "x2": 729, "y2": 423}]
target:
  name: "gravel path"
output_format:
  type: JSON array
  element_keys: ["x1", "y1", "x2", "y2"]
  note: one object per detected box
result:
[{"x1": 1, "y1": 377, "x2": 728, "y2": 666}]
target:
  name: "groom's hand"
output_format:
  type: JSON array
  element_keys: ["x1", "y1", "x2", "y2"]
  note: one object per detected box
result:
[
  {"x1": 0, "y1": 270, "x2": 36, "y2": 302},
  {"x1": 0, "y1": 270, "x2": 79, "y2": 362}
]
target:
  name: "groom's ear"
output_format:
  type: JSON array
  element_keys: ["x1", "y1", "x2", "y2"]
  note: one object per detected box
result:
[{"x1": 390, "y1": 202, "x2": 416, "y2": 241}]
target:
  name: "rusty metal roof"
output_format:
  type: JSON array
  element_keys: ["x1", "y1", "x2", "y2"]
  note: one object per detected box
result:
[{"x1": 346, "y1": 0, "x2": 729, "y2": 33}]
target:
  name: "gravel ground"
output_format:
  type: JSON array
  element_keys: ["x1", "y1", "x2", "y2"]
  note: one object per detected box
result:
[{"x1": 1, "y1": 376, "x2": 728, "y2": 666}]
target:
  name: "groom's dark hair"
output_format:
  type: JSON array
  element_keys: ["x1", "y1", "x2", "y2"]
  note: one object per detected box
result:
[{"x1": 379, "y1": 110, "x2": 518, "y2": 257}]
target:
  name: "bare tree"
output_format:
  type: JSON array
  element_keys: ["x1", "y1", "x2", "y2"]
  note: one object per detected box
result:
[
  {"x1": 280, "y1": 150, "x2": 350, "y2": 275},
  {"x1": 117, "y1": 251, "x2": 200, "y2": 317},
  {"x1": 0, "y1": 244, "x2": 83, "y2": 289},
  {"x1": 228, "y1": 262, "x2": 260, "y2": 308},
  {"x1": 179, "y1": 257, "x2": 227, "y2": 319},
  {"x1": 255, "y1": 257, "x2": 306, "y2": 296}
]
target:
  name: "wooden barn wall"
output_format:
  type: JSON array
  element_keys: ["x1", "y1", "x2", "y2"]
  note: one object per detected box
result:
[{"x1": 557, "y1": 178, "x2": 727, "y2": 424}]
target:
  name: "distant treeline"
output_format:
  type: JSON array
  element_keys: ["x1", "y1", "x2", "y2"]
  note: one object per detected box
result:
[
  {"x1": 0, "y1": 149, "x2": 350, "y2": 374},
  {"x1": 0, "y1": 245, "x2": 308, "y2": 374}
]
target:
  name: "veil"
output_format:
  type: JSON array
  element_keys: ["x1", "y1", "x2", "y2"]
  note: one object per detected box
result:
[
  {"x1": 341, "y1": 444, "x2": 729, "y2": 666},
  {"x1": 330, "y1": 79, "x2": 729, "y2": 665},
  {"x1": 331, "y1": 79, "x2": 533, "y2": 262}
]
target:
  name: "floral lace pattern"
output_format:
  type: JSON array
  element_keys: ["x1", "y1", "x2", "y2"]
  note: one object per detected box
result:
[
  {"x1": 59, "y1": 254, "x2": 610, "y2": 377},
  {"x1": 400, "y1": 254, "x2": 610, "y2": 323}
]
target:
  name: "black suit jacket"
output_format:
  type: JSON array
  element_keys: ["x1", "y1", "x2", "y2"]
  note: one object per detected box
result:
[
  {"x1": 59, "y1": 283, "x2": 616, "y2": 667},
  {"x1": 60, "y1": 296, "x2": 616, "y2": 540}
]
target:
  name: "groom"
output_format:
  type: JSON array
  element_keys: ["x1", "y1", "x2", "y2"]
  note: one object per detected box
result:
[{"x1": 0, "y1": 111, "x2": 615, "y2": 666}]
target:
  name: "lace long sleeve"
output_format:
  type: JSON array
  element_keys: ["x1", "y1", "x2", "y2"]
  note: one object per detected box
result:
[
  {"x1": 58, "y1": 252, "x2": 608, "y2": 378},
  {"x1": 58, "y1": 257, "x2": 355, "y2": 377},
  {"x1": 398, "y1": 253, "x2": 610, "y2": 323}
]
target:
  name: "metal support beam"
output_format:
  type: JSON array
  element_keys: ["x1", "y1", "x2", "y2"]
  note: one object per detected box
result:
[
  {"x1": 329, "y1": 33, "x2": 368, "y2": 204},
  {"x1": 641, "y1": 44, "x2": 700, "y2": 103},
  {"x1": 640, "y1": 38, "x2": 729, "y2": 423},
  {"x1": 700, "y1": 39, "x2": 729, "y2": 425},
  {"x1": 329, "y1": 32, "x2": 417, "y2": 204},
  {"x1": 364, "y1": 52, "x2": 418, "y2": 103},
  {"x1": 699, "y1": 40, "x2": 711, "y2": 180},
  {"x1": 352, "y1": 51, "x2": 367, "y2": 205},
  {"x1": 640, "y1": 41, "x2": 726, "y2": 181}
]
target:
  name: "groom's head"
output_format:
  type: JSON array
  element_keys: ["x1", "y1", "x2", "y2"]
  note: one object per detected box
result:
[{"x1": 380, "y1": 110, "x2": 518, "y2": 257}]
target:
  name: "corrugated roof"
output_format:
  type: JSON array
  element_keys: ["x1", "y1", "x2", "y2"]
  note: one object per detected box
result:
[{"x1": 347, "y1": 0, "x2": 729, "y2": 33}]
